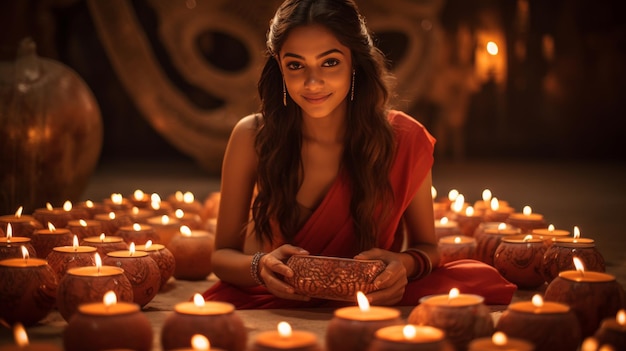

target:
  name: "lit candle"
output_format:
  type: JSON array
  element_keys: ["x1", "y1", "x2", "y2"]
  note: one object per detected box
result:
[
  {"x1": 146, "y1": 214, "x2": 181, "y2": 246},
  {"x1": 541, "y1": 226, "x2": 606, "y2": 283},
  {"x1": 115, "y1": 222, "x2": 160, "y2": 245},
  {"x1": 434, "y1": 216, "x2": 461, "y2": 240},
  {"x1": 531, "y1": 224, "x2": 570, "y2": 246},
  {"x1": 170, "y1": 334, "x2": 227, "y2": 351},
  {"x1": 31, "y1": 222, "x2": 73, "y2": 259},
  {"x1": 493, "y1": 235, "x2": 546, "y2": 289},
  {"x1": 80, "y1": 233, "x2": 129, "y2": 257},
  {"x1": 129, "y1": 189, "x2": 151, "y2": 208},
  {"x1": 161, "y1": 293, "x2": 247, "y2": 351},
  {"x1": 544, "y1": 258, "x2": 625, "y2": 338},
  {"x1": 135, "y1": 240, "x2": 176, "y2": 289},
  {"x1": 0, "y1": 249, "x2": 57, "y2": 326},
  {"x1": 66, "y1": 219, "x2": 102, "y2": 240},
  {"x1": 496, "y1": 294, "x2": 581, "y2": 351},
  {"x1": 468, "y1": 331, "x2": 534, "y2": 351},
  {"x1": 0, "y1": 206, "x2": 43, "y2": 238},
  {"x1": 0, "y1": 322, "x2": 62, "y2": 351},
  {"x1": 475, "y1": 222, "x2": 521, "y2": 266},
  {"x1": 473, "y1": 189, "x2": 493, "y2": 212},
  {"x1": 168, "y1": 225, "x2": 214, "y2": 281},
  {"x1": 56, "y1": 253, "x2": 133, "y2": 321},
  {"x1": 149, "y1": 193, "x2": 173, "y2": 216},
  {"x1": 408, "y1": 288, "x2": 494, "y2": 351},
  {"x1": 168, "y1": 191, "x2": 203, "y2": 215},
  {"x1": 326, "y1": 291, "x2": 402, "y2": 351},
  {"x1": 174, "y1": 209, "x2": 204, "y2": 231},
  {"x1": 32, "y1": 201, "x2": 86, "y2": 228},
  {"x1": 455, "y1": 205, "x2": 485, "y2": 237},
  {"x1": 46, "y1": 235, "x2": 96, "y2": 278},
  {"x1": 252, "y1": 321, "x2": 321, "y2": 351},
  {"x1": 103, "y1": 192, "x2": 134, "y2": 212},
  {"x1": 593, "y1": 309, "x2": 626, "y2": 350},
  {"x1": 63, "y1": 291, "x2": 153, "y2": 351},
  {"x1": 483, "y1": 197, "x2": 515, "y2": 223},
  {"x1": 437, "y1": 235, "x2": 476, "y2": 264},
  {"x1": 0, "y1": 223, "x2": 37, "y2": 260},
  {"x1": 73, "y1": 199, "x2": 107, "y2": 219},
  {"x1": 506, "y1": 206, "x2": 546, "y2": 233},
  {"x1": 448, "y1": 193, "x2": 468, "y2": 220},
  {"x1": 103, "y1": 243, "x2": 161, "y2": 307},
  {"x1": 368, "y1": 324, "x2": 452, "y2": 351},
  {"x1": 93, "y1": 211, "x2": 133, "y2": 236},
  {"x1": 127, "y1": 205, "x2": 155, "y2": 223}
]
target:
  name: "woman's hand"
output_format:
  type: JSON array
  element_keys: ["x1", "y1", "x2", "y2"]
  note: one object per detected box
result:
[
  {"x1": 258, "y1": 244, "x2": 311, "y2": 301},
  {"x1": 354, "y1": 248, "x2": 408, "y2": 305}
]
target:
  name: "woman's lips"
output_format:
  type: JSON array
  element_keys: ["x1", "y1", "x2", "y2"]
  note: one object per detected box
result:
[{"x1": 302, "y1": 94, "x2": 331, "y2": 104}]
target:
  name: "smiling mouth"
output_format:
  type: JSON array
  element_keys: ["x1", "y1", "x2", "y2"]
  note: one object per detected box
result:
[{"x1": 303, "y1": 94, "x2": 331, "y2": 104}]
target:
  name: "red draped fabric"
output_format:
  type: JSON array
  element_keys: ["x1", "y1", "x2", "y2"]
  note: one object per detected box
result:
[{"x1": 202, "y1": 111, "x2": 517, "y2": 308}]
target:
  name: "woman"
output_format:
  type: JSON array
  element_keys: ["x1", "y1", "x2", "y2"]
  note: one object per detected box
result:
[{"x1": 203, "y1": 0, "x2": 516, "y2": 309}]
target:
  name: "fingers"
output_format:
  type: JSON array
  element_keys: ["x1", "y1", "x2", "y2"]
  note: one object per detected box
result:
[{"x1": 258, "y1": 247, "x2": 311, "y2": 302}]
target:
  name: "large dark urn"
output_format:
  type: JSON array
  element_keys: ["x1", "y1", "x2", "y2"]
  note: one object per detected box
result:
[{"x1": 0, "y1": 38, "x2": 102, "y2": 214}]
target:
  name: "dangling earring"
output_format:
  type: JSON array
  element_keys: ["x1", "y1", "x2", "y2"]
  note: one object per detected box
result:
[
  {"x1": 350, "y1": 69, "x2": 355, "y2": 101},
  {"x1": 282, "y1": 78, "x2": 287, "y2": 106}
]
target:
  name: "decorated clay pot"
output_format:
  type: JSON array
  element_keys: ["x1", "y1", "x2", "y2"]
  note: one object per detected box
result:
[
  {"x1": 103, "y1": 250, "x2": 161, "y2": 307},
  {"x1": 438, "y1": 235, "x2": 476, "y2": 265},
  {"x1": 93, "y1": 212, "x2": 133, "y2": 237},
  {"x1": 326, "y1": 306, "x2": 403, "y2": 351},
  {"x1": 30, "y1": 227, "x2": 73, "y2": 260},
  {"x1": 167, "y1": 229, "x2": 214, "y2": 281},
  {"x1": 0, "y1": 257, "x2": 58, "y2": 326},
  {"x1": 493, "y1": 236, "x2": 546, "y2": 289},
  {"x1": 541, "y1": 238, "x2": 606, "y2": 283},
  {"x1": 0, "y1": 237, "x2": 37, "y2": 260},
  {"x1": 80, "y1": 235, "x2": 129, "y2": 258},
  {"x1": 66, "y1": 219, "x2": 103, "y2": 240},
  {"x1": 285, "y1": 255, "x2": 386, "y2": 301},
  {"x1": 115, "y1": 223, "x2": 161, "y2": 245},
  {"x1": 0, "y1": 214, "x2": 43, "y2": 238},
  {"x1": 474, "y1": 225, "x2": 521, "y2": 266},
  {"x1": 135, "y1": 242, "x2": 176, "y2": 289},
  {"x1": 46, "y1": 246, "x2": 97, "y2": 279}
]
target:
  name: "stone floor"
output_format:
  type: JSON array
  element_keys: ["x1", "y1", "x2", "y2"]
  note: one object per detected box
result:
[{"x1": 1, "y1": 158, "x2": 625, "y2": 350}]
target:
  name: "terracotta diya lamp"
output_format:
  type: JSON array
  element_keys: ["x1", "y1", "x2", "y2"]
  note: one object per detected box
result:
[
  {"x1": 146, "y1": 214, "x2": 181, "y2": 246},
  {"x1": 438, "y1": 235, "x2": 476, "y2": 265},
  {"x1": 0, "y1": 323, "x2": 63, "y2": 351},
  {"x1": 530, "y1": 224, "x2": 570, "y2": 247},
  {"x1": 541, "y1": 226, "x2": 605, "y2": 283},
  {"x1": 103, "y1": 243, "x2": 161, "y2": 307},
  {"x1": 408, "y1": 288, "x2": 494, "y2": 351},
  {"x1": 496, "y1": 294, "x2": 580, "y2": 351},
  {"x1": 168, "y1": 225, "x2": 214, "y2": 281},
  {"x1": 136, "y1": 240, "x2": 176, "y2": 289},
  {"x1": 56, "y1": 253, "x2": 133, "y2": 321},
  {"x1": 434, "y1": 216, "x2": 461, "y2": 240},
  {"x1": 127, "y1": 206, "x2": 154, "y2": 223},
  {"x1": 0, "y1": 223, "x2": 37, "y2": 260},
  {"x1": 80, "y1": 233, "x2": 129, "y2": 257},
  {"x1": 0, "y1": 206, "x2": 43, "y2": 238},
  {"x1": 251, "y1": 321, "x2": 321, "y2": 351},
  {"x1": 505, "y1": 206, "x2": 546, "y2": 234},
  {"x1": 148, "y1": 193, "x2": 174, "y2": 216},
  {"x1": 63, "y1": 291, "x2": 153, "y2": 351},
  {"x1": 66, "y1": 219, "x2": 102, "y2": 240},
  {"x1": 0, "y1": 249, "x2": 58, "y2": 326},
  {"x1": 33, "y1": 201, "x2": 87, "y2": 228},
  {"x1": 326, "y1": 291, "x2": 403, "y2": 351},
  {"x1": 468, "y1": 331, "x2": 534, "y2": 351},
  {"x1": 368, "y1": 324, "x2": 454, "y2": 351},
  {"x1": 128, "y1": 189, "x2": 152, "y2": 208},
  {"x1": 593, "y1": 309, "x2": 626, "y2": 351},
  {"x1": 102, "y1": 193, "x2": 134, "y2": 212},
  {"x1": 543, "y1": 257, "x2": 625, "y2": 338},
  {"x1": 493, "y1": 234, "x2": 547, "y2": 289},
  {"x1": 73, "y1": 199, "x2": 107, "y2": 219},
  {"x1": 31, "y1": 222, "x2": 73, "y2": 259},
  {"x1": 173, "y1": 209, "x2": 204, "y2": 231},
  {"x1": 455, "y1": 206, "x2": 484, "y2": 238},
  {"x1": 46, "y1": 235, "x2": 96, "y2": 278},
  {"x1": 168, "y1": 190, "x2": 203, "y2": 215},
  {"x1": 170, "y1": 334, "x2": 227, "y2": 351},
  {"x1": 161, "y1": 293, "x2": 247, "y2": 351},
  {"x1": 115, "y1": 222, "x2": 160, "y2": 245},
  {"x1": 483, "y1": 197, "x2": 514, "y2": 223},
  {"x1": 93, "y1": 211, "x2": 133, "y2": 237},
  {"x1": 474, "y1": 223, "x2": 521, "y2": 266},
  {"x1": 284, "y1": 255, "x2": 386, "y2": 301}
]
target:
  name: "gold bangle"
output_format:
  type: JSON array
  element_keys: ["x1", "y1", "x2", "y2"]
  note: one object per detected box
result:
[{"x1": 402, "y1": 248, "x2": 433, "y2": 281}]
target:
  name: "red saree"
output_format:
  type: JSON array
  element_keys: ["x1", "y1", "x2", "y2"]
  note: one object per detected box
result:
[{"x1": 202, "y1": 111, "x2": 517, "y2": 308}]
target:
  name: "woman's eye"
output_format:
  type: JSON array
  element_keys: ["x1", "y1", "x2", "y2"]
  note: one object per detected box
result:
[
  {"x1": 286, "y1": 62, "x2": 303, "y2": 70},
  {"x1": 322, "y1": 59, "x2": 340, "y2": 67}
]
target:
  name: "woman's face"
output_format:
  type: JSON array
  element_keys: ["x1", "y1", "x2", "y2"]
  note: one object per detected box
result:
[{"x1": 278, "y1": 24, "x2": 353, "y2": 120}]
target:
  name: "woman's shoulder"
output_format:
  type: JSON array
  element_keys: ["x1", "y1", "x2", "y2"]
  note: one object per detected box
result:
[{"x1": 387, "y1": 110, "x2": 433, "y2": 142}]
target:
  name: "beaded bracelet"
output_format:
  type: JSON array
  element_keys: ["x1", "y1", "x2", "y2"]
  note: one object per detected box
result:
[
  {"x1": 250, "y1": 252, "x2": 266, "y2": 286},
  {"x1": 402, "y1": 248, "x2": 433, "y2": 281}
]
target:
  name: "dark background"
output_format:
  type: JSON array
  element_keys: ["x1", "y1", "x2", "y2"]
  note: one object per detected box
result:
[{"x1": 1, "y1": 0, "x2": 624, "y2": 165}]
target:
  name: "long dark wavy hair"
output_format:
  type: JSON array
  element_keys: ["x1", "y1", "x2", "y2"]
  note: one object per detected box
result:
[{"x1": 253, "y1": 0, "x2": 396, "y2": 251}]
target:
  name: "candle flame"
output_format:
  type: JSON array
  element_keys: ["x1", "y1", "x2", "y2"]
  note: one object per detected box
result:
[
  {"x1": 108, "y1": 212, "x2": 116, "y2": 220},
  {"x1": 85, "y1": 200, "x2": 94, "y2": 208},
  {"x1": 490, "y1": 197, "x2": 499, "y2": 211},
  {"x1": 180, "y1": 225, "x2": 192, "y2": 237},
  {"x1": 497, "y1": 222, "x2": 507, "y2": 231},
  {"x1": 532, "y1": 294, "x2": 544, "y2": 307},
  {"x1": 63, "y1": 200, "x2": 73, "y2": 211},
  {"x1": 573, "y1": 257, "x2": 585, "y2": 275},
  {"x1": 454, "y1": 236, "x2": 462, "y2": 244},
  {"x1": 486, "y1": 41, "x2": 499, "y2": 55},
  {"x1": 492, "y1": 331, "x2": 507, "y2": 346},
  {"x1": 46, "y1": 202, "x2": 53, "y2": 211},
  {"x1": 95, "y1": 253, "x2": 102, "y2": 273},
  {"x1": 356, "y1": 291, "x2": 370, "y2": 312},
  {"x1": 431, "y1": 186, "x2": 437, "y2": 200},
  {"x1": 174, "y1": 191, "x2": 184, "y2": 202},
  {"x1": 193, "y1": 293, "x2": 205, "y2": 307},
  {"x1": 465, "y1": 206, "x2": 474, "y2": 217},
  {"x1": 573, "y1": 226, "x2": 581, "y2": 240},
  {"x1": 451, "y1": 194, "x2": 465, "y2": 213},
  {"x1": 277, "y1": 321, "x2": 292, "y2": 338},
  {"x1": 134, "y1": 189, "x2": 145, "y2": 201},
  {"x1": 129, "y1": 242, "x2": 136, "y2": 256},
  {"x1": 447, "y1": 189, "x2": 459, "y2": 202},
  {"x1": 133, "y1": 223, "x2": 142, "y2": 231},
  {"x1": 151, "y1": 201, "x2": 161, "y2": 210},
  {"x1": 547, "y1": 224, "x2": 555, "y2": 232},
  {"x1": 448, "y1": 288, "x2": 460, "y2": 300},
  {"x1": 482, "y1": 189, "x2": 492, "y2": 202},
  {"x1": 73, "y1": 235, "x2": 79, "y2": 251},
  {"x1": 99, "y1": 233, "x2": 106, "y2": 242},
  {"x1": 132, "y1": 207, "x2": 140, "y2": 215},
  {"x1": 15, "y1": 206, "x2": 24, "y2": 217},
  {"x1": 183, "y1": 191, "x2": 195, "y2": 203},
  {"x1": 103, "y1": 291, "x2": 117, "y2": 306},
  {"x1": 523, "y1": 206, "x2": 532, "y2": 216},
  {"x1": 48, "y1": 222, "x2": 56, "y2": 231},
  {"x1": 21, "y1": 246, "x2": 29, "y2": 261},
  {"x1": 191, "y1": 334, "x2": 210, "y2": 350},
  {"x1": 581, "y1": 338, "x2": 599, "y2": 351},
  {"x1": 175, "y1": 209, "x2": 185, "y2": 219},
  {"x1": 13, "y1": 323, "x2": 28, "y2": 347},
  {"x1": 79, "y1": 219, "x2": 87, "y2": 227},
  {"x1": 6, "y1": 223, "x2": 12, "y2": 242},
  {"x1": 440, "y1": 217, "x2": 449, "y2": 225},
  {"x1": 145, "y1": 240, "x2": 153, "y2": 250},
  {"x1": 617, "y1": 310, "x2": 626, "y2": 326},
  {"x1": 161, "y1": 215, "x2": 170, "y2": 225},
  {"x1": 523, "y1": 235, "x2": 533, "y2": 242},
  {"x1": 111, "y1": 193, "x2": 123, "y2": 205},
  {"x1": 403, "y1": 325, "x2": 417, "y2": 339}
]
